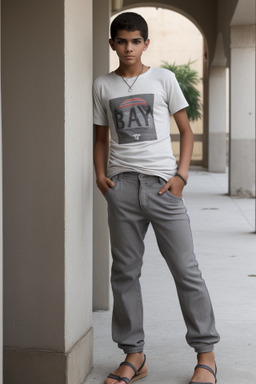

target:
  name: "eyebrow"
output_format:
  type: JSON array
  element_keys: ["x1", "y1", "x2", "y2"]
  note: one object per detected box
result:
[{"x1": 115, "y1": 37, "x2": 143, "y2": 41}]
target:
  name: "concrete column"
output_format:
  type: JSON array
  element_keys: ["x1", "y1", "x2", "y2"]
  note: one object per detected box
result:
[
  {"x1": 2, "y1": 1, "x2": 93, "y2": 383},
  {"x1": 93, "y1": 0, "x2": 111, "y2": 310},
  {"x1": 230, "y1": 25, "x2": 255, "y2": 196},
  {"x1": 208, "y1": 66, "x2": 228, "y2": 172},
  {"x1": 64, "y1": 0, "x2": 93, "y2": 374}
]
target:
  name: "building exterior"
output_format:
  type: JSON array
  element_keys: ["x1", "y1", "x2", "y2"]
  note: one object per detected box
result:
[{"x1": 1, "y1": 0, "x2": 255, "y2": 383}]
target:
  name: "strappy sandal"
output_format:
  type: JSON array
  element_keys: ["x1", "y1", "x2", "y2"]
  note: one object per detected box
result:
[
  {"x1": 106, "y1": 354, "x2": 147, "y2": 384},
  {"x1": 189, "y1": 363, "x2": 217, "y2": 384}
]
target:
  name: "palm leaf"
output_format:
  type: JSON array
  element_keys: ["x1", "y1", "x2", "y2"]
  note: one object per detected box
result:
[{"x1": 161, "y1": 60, "x2": 202, "y2": 121}]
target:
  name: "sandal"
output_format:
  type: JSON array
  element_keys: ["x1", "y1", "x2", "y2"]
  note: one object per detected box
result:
[
  {"x1": 106, "y1": 354, "x2": 147, "y2": 384},
  {"x1": 189, "y1": 363, "x2": 217, "y2": 384}
]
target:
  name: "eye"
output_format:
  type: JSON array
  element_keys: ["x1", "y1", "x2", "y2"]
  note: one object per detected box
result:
[
  {"x1": 133, "y1": 39, "x2": 141, "y2": 44},
  {"x1": 117, "y1": 39, "x2": 125, "y2": 45}
]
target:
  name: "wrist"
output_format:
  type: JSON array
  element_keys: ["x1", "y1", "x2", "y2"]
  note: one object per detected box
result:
[
  {"x1": 175, "y1": 171, "x2": 187, "y2": 186},
  {"x1": 96, "y1": 171, "x2": 106, "y2": 179},
  {"x1": 177, "y1": 168, "x2": 188, "y2": 180}
]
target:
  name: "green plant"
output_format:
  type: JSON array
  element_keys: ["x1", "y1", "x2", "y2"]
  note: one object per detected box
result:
[{"x1": 161, "y1": 60, "x2": 202, "y2": 121}]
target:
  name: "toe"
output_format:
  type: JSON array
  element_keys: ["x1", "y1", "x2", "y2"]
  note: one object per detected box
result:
[{"x1": 104, "y1": 378, "x2": 119, "y2": 384}]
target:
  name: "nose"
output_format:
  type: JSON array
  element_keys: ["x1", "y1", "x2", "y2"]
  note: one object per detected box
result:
[{"x1": 125, "y1": 42, "x2": 133, "y2": 53}]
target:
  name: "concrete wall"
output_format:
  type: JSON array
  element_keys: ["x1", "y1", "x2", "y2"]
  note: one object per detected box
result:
[{"x1": 2, "y1": 0, "x2": 93, "y2": 382}]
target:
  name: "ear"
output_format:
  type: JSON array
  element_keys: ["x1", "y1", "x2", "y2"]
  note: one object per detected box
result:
[
  {"x1": 143, "y1": 39, "x2": 150, "y2": 51},
  {"x1": 109, "y1": 38, "x2": 116, "y2": 51}
]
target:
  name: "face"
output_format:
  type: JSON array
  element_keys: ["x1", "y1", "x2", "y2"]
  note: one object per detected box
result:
[{"x1": 109, "y1": 30, "x2": 150, "y2": 66}]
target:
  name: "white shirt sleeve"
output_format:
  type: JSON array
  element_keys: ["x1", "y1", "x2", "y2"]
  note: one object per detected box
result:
[
  {"x1": 165, "y1": 70, "x2": 189, "y2": 115},
  {"x1": 93, "y1": 78, "x2": 109, "y2": 126}
]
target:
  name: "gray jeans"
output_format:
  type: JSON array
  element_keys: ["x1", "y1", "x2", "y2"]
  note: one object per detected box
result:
[{"x1": 105, "y1": 172, "x2": 220, "y2": 354}]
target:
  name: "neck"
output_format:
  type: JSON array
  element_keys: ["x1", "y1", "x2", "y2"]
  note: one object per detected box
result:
[{"x1": 117, "y1": 62, "x2": 144, "y2": 78}]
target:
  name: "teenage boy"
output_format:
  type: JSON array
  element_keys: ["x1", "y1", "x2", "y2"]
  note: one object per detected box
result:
[{"x1": 93, "y1": 12, "x2": 219, "y2": 384}]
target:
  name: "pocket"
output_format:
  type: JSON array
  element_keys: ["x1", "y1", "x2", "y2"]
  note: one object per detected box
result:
[
  {"x1": 104, "y1": 187, "x2": 113, "y2": 198},
  {"x1": 165, "y1": 188, "x2": 183, "y2": 200},
  {"x1": 103, "y1": 188, "x2": 110, "y2": 197},
  {"x1": 159, "y1": 177, "x2": 182, "y2": 200},
  {"x1": 103, "y1": 175, "x2": 118, "y2": 198}
]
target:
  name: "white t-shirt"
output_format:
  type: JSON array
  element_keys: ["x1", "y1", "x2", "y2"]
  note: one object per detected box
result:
[{"x1": 93, "y1": 67, "x2": 188, "y2": 181}]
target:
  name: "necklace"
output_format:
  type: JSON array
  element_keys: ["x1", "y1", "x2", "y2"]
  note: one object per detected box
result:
[{"x1": 120, "y1": 64, "x2": 144, "y2": 92}]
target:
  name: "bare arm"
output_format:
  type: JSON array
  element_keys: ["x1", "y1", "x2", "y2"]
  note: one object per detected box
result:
[
  {"x1": 94, "y1": 125, "x2": 115, "y2": 195},
  {"x1": 174, "y1": 108, "x2": 194, "y2": 180},
  {"x1": 158, "y1": 108, "x2": 194, "y2": 196}
]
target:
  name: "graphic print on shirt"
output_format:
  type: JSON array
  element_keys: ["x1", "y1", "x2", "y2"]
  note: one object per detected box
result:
[{"x1": 109, "y1": 94, "x2": 157, "y2": 144}]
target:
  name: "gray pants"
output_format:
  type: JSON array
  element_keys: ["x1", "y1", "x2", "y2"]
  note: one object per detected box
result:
[{"x1": 105, "y1": 172, "x2": 220, "y2": 354}]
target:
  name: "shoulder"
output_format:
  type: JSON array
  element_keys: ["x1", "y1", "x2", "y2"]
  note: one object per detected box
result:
[
  {"x1": 93, "y1": 72, "x2": 116, "y2": 90},
  {"x1": 150, "y1": 67, "x2": 176, "y2": 80},
  {"x1": 148, "y1": 68, "x2": 179, "y2": 94}
]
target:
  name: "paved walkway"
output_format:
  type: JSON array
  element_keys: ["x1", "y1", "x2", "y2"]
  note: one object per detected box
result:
[{"x1": 85, "y1": 170, "x2": 256, "y2": 384}]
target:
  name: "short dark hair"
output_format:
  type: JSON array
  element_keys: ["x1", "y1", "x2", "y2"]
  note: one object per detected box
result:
[{"x1": 110, "y1": 12, "x2": 148, "y2": 41}]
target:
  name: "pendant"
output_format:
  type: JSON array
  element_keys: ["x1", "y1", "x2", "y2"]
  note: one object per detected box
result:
[{"x1": 128, "y1": 88, "x2": 132, "y2": 92}]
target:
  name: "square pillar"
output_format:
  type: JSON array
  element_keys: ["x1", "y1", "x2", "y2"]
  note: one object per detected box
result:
[
  {"x1": 208, "y1": 66, "x2": 228, "y2": 172},
  {"x1": 230, "y1": 25, "x2": 255, "y2": 196},
  {"x1": 2, "y1": 1, "x2": 93, "y2": 383},
  {"x1": 93, "y1": 0, "x2": 111, "y2": 310}
]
